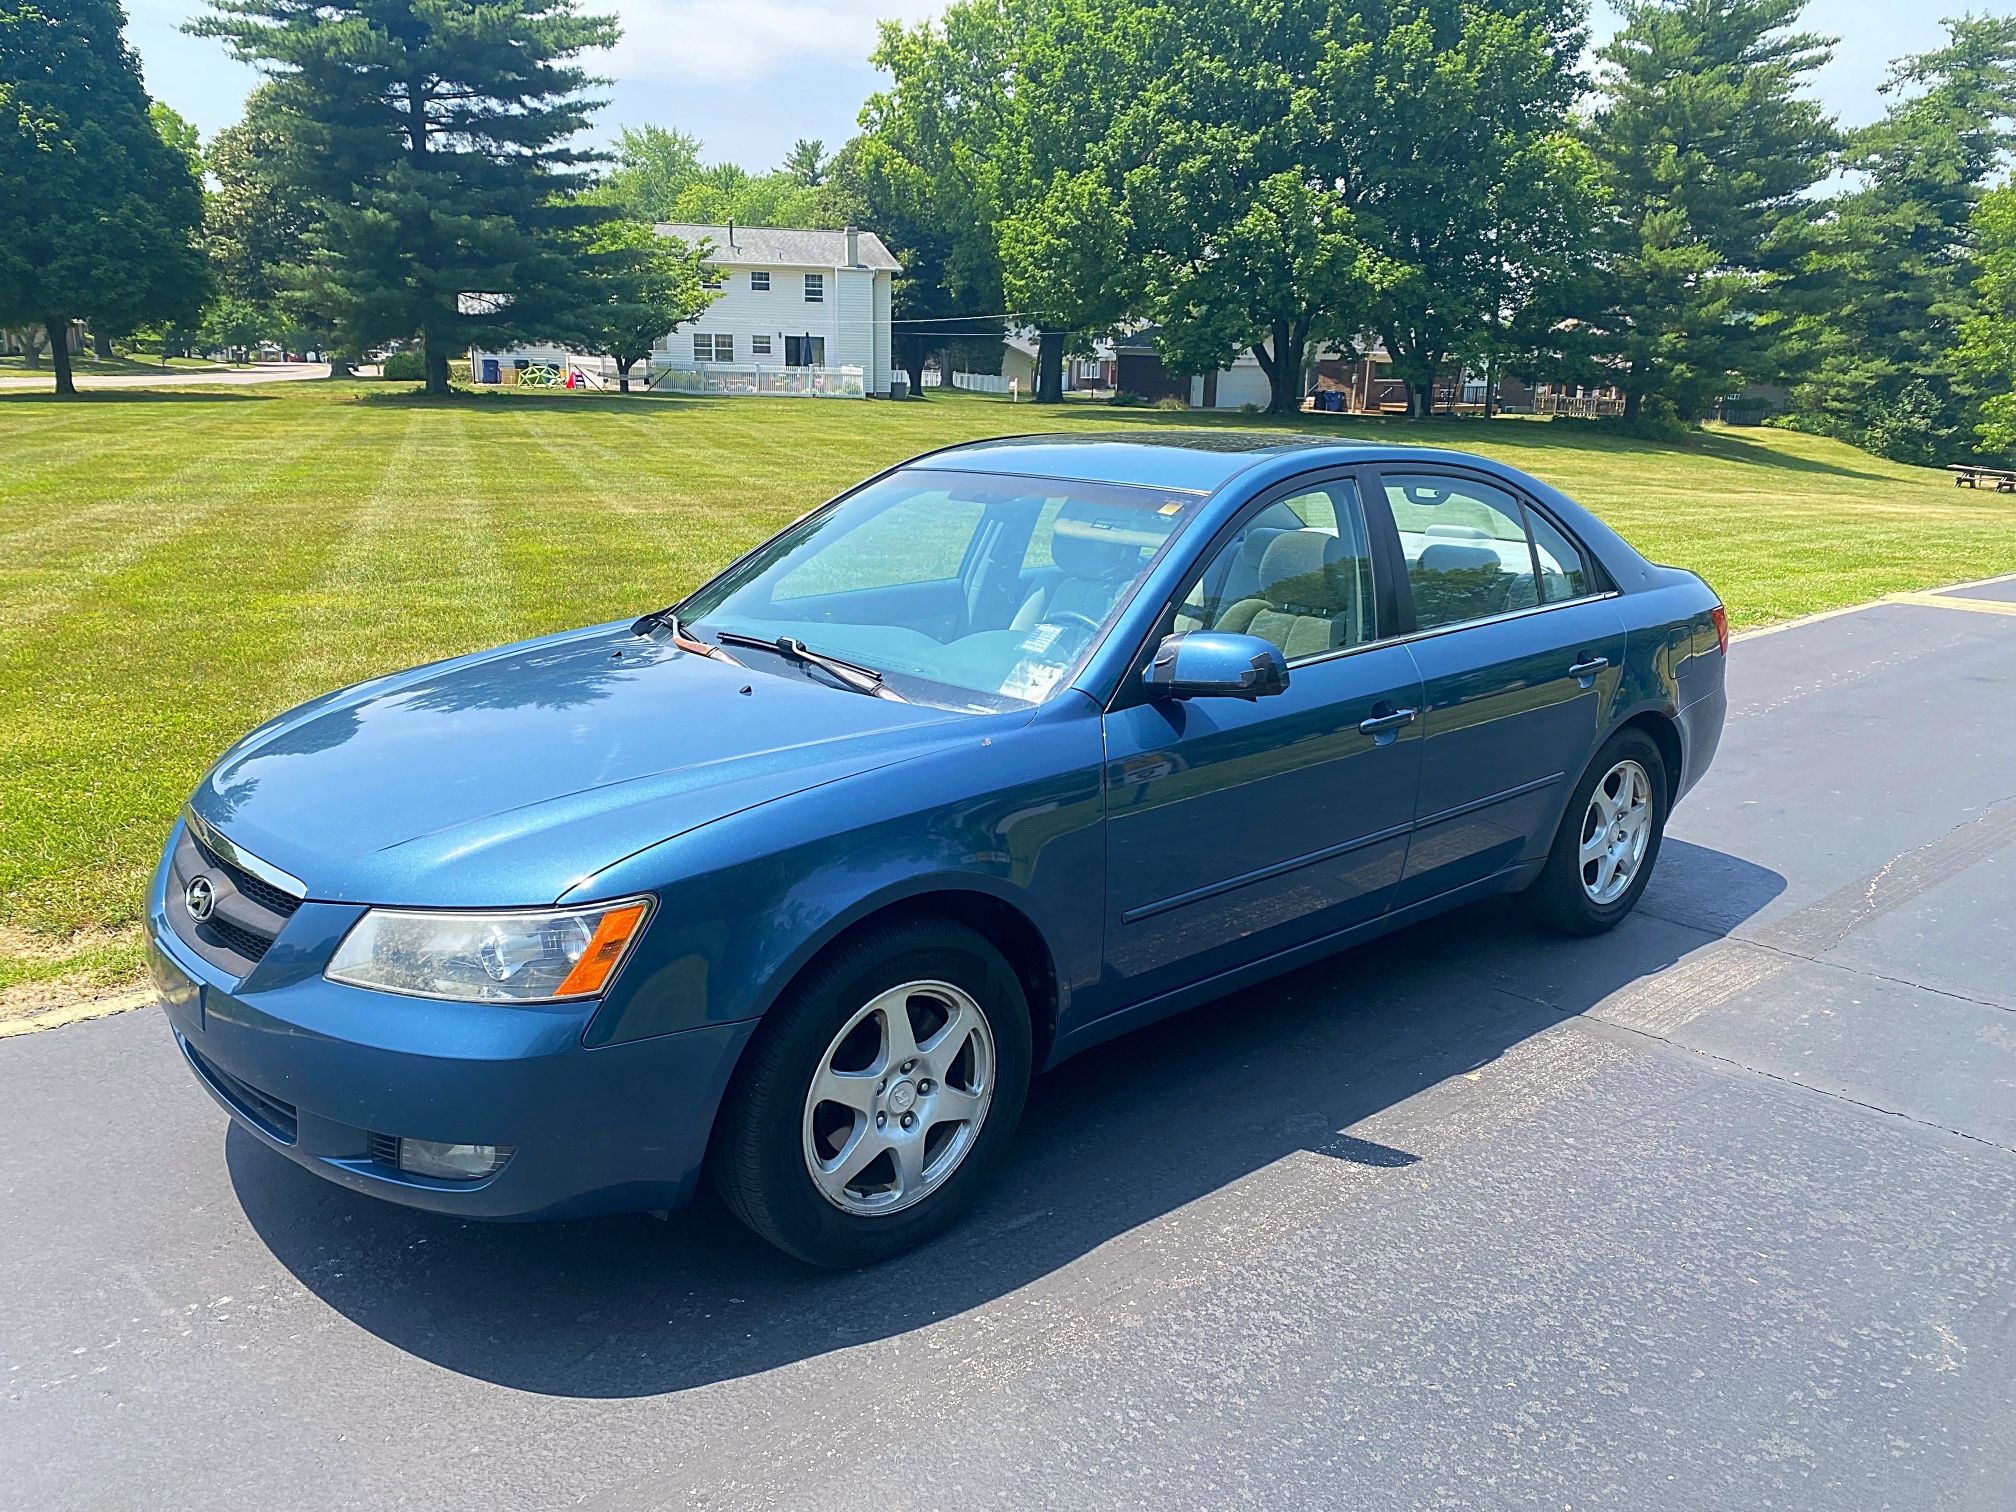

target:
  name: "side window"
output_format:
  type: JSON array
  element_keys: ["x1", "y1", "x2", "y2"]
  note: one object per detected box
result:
[
  {"x1": 1383, "y1": 473, "x2": 1536, "y2": 629},
  {"x1": 1526, "y1": 509, "x2": 1593, "y2": 601},
  {"x1": 1175, "y1": 480, "x2": 1376, "y2": 662}
]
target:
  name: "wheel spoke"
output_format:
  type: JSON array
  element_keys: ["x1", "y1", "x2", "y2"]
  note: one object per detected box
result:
[
  {"x1": 888, "y1": 1133, "x2": 928, "y2": 1198},
  {"x1": 822, "y1": 1120, "x2": 886, "y2": 1188},
  {"x1": 879, "y1": 995, "x2": 920, "y2": 1069},
  {"x1": 1590, "y1": 852, "x2": 1617, "y2": 898},
  {"x1": 1579, "y1": 826, "x2": 1609, "y2": 866},
  {"x1": 810, "y1": 1064, "x2": 878, "y2": 1115},
  {"x1": 918, "y1": 997, "x2": 980, "y2": 1078},
  {"x1": 1589, "y1": 781, "x2": 1619, "y2": 825},
  {"x1": 928, "y1": 1084, "x2": 986, "y2": 1125}
]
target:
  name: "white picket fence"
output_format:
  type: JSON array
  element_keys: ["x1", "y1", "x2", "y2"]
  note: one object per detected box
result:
[
  {"x1": 952, "y1": 370, "x2": 1015, "y2": 395},
  {"x1": 647, "y1": 364, "x2": 868, "y2": 399}
]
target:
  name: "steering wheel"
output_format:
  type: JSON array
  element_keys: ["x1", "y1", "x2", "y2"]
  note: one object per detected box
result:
[{"x1": 1045, "y1": 610, "x2": 1104, "y2": 636}]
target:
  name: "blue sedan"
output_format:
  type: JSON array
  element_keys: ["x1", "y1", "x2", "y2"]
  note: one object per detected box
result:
[{"x1": 149, "y1": 433, "x2": 1727, "y2": 1265}]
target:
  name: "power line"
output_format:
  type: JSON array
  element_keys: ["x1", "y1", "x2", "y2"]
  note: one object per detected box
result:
[{"x1": 888, "y1": 311, "x2": 1058, "y2": 325}]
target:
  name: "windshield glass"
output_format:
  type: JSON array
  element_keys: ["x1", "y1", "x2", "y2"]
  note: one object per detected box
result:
[{"x1": 680, "y1": 467, "x2": 1202, "y2": 709}]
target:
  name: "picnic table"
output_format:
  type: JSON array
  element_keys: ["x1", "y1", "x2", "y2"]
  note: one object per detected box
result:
[{"x1": 1947, "y1": 463, "x2": 2016, "y2": 490}]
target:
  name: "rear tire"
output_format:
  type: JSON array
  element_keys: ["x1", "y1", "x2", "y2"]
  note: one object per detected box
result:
[
  {"x1": 709, "y1": 917, "x2": 1032, "y2": 1268},
  {"x1": 1523, "y1": 728, "x2": 1667, "y2": 936}
]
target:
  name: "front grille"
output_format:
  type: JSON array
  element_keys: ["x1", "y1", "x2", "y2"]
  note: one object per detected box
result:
[
  {"x1": 207, "y1": 914, "x2": 277, "y2": 964},
  {"x1": 165, "y1": 818, "x2": 306, "y2": 980},
  {"x1": 368, "y1": 1132, "x2": 402, "y2": 1169},
  {"x1": 190, "y1": 831, "x2": 302, "y2": 920},
  {"x1": 185, "y1": 1041, "x2": 298, "y2": 1143}
]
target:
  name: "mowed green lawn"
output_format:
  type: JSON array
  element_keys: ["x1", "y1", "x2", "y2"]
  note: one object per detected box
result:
[{"x1": 4, "y1": 380, "x2": 2013, "y2": 1012}]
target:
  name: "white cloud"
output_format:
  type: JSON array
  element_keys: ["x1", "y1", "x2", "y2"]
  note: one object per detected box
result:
[{"x1": 609, "y1": 0, "x2": 949, "y2": 83}]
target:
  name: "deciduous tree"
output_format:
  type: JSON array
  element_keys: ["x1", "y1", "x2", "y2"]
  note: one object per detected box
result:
[
  {"x1": 569, "y1": 222, "x2": 713, "y2": 391},
  {"x1": 0, "y1": 0, "x2": 209, "y2": 395}
]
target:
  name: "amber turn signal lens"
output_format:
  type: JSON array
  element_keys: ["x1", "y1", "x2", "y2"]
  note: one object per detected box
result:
[{"x1": 556, "y1": 901, "x2": 652, "y2": 998}]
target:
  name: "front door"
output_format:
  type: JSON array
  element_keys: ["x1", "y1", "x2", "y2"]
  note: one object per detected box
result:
[
  {"x1": 1375, "y1": 468, "x2": 1629, "y2": 906},
  {"x1": 1100, "y1": 475, "x2": 1426, "y2": 1008}
]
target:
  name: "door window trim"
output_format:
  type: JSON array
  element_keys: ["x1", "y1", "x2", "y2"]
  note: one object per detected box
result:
[{"x1": 1369, "y1": 462, "x2": 1616, "y2": 641}]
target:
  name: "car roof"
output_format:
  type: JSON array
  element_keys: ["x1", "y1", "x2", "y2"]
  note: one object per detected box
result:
[
  {"x1": 912, "y1": 431, "x2": 1543, "y2": 496},
  {"x1": 918, "y1": 432, "x2": 1350, "y2": 494}
]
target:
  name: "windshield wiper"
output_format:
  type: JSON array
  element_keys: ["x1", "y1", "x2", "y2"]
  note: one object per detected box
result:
[
  {"x1": 713, "y1": 631, "x2": 908, "y2": 702},
  {"x1": 633, "y1": 608, "x2": 745, "y2": 666}
]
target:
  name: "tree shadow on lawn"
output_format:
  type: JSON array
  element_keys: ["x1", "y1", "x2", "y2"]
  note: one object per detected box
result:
[
  {"x1": 0, "y1": 388, "x2": 279, "y2": 405},
  {"x1": 230, "y1": 837, "x2": 1781, "y2": 1401},
  {"x1": 1047, "y1": 403, "x2": 1904, "y2": 483},
  {"x1": 349, "y1": 385, "x2": 721, "y2": 413},
  {"x1": 1689, "y1": 428, "x2": 1899, "y2": 484}
]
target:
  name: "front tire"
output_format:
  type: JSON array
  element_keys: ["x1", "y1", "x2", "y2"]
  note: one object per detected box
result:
[
  {"x1": 709, "y1": 918, "x2": 1032, "y2": 1267},
  {"x1": 1523, "y1": 728, "x2": 1667, "y2": 936}
]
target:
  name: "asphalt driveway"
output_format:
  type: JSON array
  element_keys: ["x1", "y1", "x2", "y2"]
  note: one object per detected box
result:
[{"x1": 5, "y1": 583, "x2": 2015, "y2": 1511}]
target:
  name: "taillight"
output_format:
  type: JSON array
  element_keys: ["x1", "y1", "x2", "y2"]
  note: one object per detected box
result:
[{"x1": 1710, "y1": 604, "x2": 1729, "y2": 656}]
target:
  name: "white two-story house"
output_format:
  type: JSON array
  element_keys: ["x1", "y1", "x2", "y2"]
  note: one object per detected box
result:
[
  {"x1": 471, "y1": 222, "x2": 902, "y2": 398},
  {"x1": 660, "y1": 223, "x2": 900, "y2": 397}
]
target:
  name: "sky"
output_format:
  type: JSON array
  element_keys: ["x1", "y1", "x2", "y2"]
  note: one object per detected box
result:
[{"x1": 129, "y1": 0, "x2": 1956, "y2": 175}]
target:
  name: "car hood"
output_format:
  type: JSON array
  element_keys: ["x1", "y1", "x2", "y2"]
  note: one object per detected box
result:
[{"x1": 189, "y1": 622, "x2": 980, "y2": 906}]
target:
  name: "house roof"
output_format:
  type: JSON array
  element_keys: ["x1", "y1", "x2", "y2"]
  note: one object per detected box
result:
[{"x1": 653, "y1": 224, "x2": 902, "y2": 273}]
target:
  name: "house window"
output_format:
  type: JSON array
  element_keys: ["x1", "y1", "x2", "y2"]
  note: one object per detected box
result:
[
  {"x1": 751, "y1": 334, "x2": 773, "y2": 356},
  {"x1": 693, "y1": 333, "x2": 733, "y2": 362},
  {"x1": 784, "y1": 335, "x2": 826, "y2": 367},
  {"x1": 804, "y1": 273, "x2": 825, "y2": 303},
  {"x1": 700, "y1": 266, "x2": 725, "y2": 290},
  {"x1": 750, "y1": 271, "x2": 771, "y2": 292}
]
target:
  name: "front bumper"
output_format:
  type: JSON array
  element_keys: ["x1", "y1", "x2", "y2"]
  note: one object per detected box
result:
[{"x1": 149, "y1": 864, "x2": 757, "y2": 1221}]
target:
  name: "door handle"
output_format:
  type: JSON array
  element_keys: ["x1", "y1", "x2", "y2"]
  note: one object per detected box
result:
[
  {"x1": 1568, "y1": 655, "x2": 1609, "y2": 680},
  {"x1": 1358, "y1": 707, "x2": 1418, "y2": 736}
]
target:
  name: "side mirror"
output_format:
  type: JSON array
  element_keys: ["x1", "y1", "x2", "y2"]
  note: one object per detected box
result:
[{"x1": 1142, "y1": 631, "x2": 1290, "y2": 701}]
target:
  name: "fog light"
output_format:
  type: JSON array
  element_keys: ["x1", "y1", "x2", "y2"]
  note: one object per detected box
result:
[{"x1": 396, "y1": 1139, "x2": 512, "y2": 1181}]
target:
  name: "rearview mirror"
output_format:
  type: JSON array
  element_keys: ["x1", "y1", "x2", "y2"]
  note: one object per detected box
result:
[{"x1": 1142, "y1": 631, "x2": 1290, "y2": 701}]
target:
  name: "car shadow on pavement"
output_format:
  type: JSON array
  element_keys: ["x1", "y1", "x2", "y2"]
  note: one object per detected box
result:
[{"x1": 228, "y1": 837, "x2": 1782, "y2": 1399}]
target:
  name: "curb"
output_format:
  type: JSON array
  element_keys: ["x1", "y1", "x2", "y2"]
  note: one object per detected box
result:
[{"x1": 0, "y1": 988, "x2": 156, "y2": 1041}]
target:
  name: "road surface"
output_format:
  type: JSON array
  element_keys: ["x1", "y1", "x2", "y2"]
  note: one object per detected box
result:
[
  {"x1": 0, "y1": 362, "x2": 335, "y2": 392},
  {"x1": 4, "y1": 582, "x2": 2015, "y2": 1511}
]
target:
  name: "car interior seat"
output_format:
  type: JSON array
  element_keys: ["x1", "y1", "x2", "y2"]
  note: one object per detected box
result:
[
  {"x1": 1012, "y1": 504, "x2": 1151, "y2": 631},
  {"x1": 1412, "y1": 541, "x2": 1524, "y2": 622},
  {"x1": 1212, "y1": 531, "x2": 1367, "y2": 661}
]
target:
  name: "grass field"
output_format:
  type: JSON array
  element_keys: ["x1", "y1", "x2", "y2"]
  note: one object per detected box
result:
[{"x1": 4, "y1": 379, "x2": 2013, "y2": 1014}]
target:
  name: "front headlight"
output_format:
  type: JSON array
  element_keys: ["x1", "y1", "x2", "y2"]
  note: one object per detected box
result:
[{"x1": 325, "y1": 897, "x2": 654, "y2": 1003}]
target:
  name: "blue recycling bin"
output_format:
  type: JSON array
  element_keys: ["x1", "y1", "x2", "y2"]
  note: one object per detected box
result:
[{"x1": 480, "y1": 358, "x2": 501, "y2": 384}]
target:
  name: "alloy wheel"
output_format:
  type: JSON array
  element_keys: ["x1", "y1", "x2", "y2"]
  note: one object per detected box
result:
[
  {"x1": 1579, "y1": 758, "x2": 1653, "y2": 905},
  {"x1": 801, "y1": 980, "x2": 996, "y2": 1216}
]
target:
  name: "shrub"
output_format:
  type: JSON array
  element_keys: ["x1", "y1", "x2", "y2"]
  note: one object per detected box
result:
[
  {"x1": 1108, "y1": 390, "x2": 1148, "y2": 407},
  {"x1": 1581, "y1": 395, "x2": 1692, "y2": 443},
  {"x1": 379, "y1": 350, "x2": 426, "y2": 381},
  {"x1": 1153, "y1": 395, "x2": 1188, "y2": 411}
]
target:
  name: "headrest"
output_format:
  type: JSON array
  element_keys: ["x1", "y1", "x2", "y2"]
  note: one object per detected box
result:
[
  {"x1": 1050, "y1": 501, "x2": 1152, "y2": 579},
  {"x1": 1258, "y1": 531, "x2": 1358, "y2": 614},
  {"x1": 1419, "y1": 542, "x2": 1504, "y2": 575}
]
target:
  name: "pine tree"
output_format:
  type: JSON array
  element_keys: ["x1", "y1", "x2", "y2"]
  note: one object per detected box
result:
[
  {"x1": 1584, "y1": 0, "x2": 1839, "y2": 421},
  {"x1": 0, "y1": 0, "x2": 210, "y2": 395},
  {"x1": 193, "y1": 0, "x2": 618, "y2": 395},
  {"x1": 1790, "y1": 17, "x2": 2016, "y2": 462}
]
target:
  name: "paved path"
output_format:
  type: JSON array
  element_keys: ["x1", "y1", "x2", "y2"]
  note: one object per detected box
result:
[
  {"x1": 5, "y1": 587, "x2": 2016, "y2": 1511},
  {"x1": 0, "y1": 362, "x2": 334, "y2": 392}
]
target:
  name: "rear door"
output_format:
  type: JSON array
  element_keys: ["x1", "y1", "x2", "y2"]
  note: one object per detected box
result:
[{"x1": 1374, "y1": 467, "x2": 1628, "y2": 907}]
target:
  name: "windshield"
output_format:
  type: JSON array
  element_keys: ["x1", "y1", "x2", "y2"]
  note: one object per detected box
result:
[{"x1": 680, "y1": 467, "x2": 1202, "y2": 709}]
